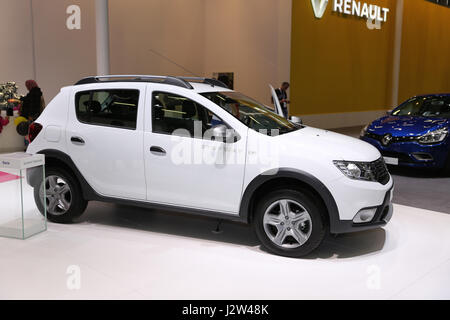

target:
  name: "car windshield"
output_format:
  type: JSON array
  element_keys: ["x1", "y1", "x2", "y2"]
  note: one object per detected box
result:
[
  {"x1": 392, "y1": 96, "x2": 450, "y2": 118},
  {"x1": 200, "y1": 91, "x2": 302, "y2": 135}
]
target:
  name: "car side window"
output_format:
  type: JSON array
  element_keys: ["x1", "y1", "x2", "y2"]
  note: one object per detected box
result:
[
  {"x1": 392, "y1": 99, "x2": 423, "y2": 116},
  {"x1": 152, "y1": 91, "x2": 225, "y2": 138},
  {"x1": 75, "y1": 89, "x2": 139, "y2": 130},
  {"x1": 421, "y1": 97, "x2": 450, "y2": 117}
]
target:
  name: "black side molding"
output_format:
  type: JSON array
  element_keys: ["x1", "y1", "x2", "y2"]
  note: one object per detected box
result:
[
  {"x1": 37, "y1": 150, "x2": 343, "y2": 231},
  {"x1": 36, "y1": 149, "x2": 246, "y2": 223},
  {"x1": 37, "y1": 149, "x2": 99, "y2": 201}
]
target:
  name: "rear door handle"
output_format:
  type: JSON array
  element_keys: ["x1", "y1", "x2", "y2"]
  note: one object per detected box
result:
[
  {"x1": 150, "y1": 146, "x2": 166, "y2": 156},
  {"x1": 71, "y1": 136, "x2": 85, "y2": 145}
]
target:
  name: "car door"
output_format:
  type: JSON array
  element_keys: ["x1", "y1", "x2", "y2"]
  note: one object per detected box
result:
[
  {"x1": 66, "y1": 83, "x2": 147, "y2": 200},
  {"x1": 270, "y1": 84, "x2": 284, "y2": 117},
  {"x1": 144, "y1": 87, "x2": 248, "y2": 214}
]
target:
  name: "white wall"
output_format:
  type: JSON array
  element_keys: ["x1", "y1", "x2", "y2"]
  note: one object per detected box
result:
[
  {"x1": 0, "y1": 0, "x2": 33, "y2": 152},
  {"x1": 204, "y1": 0, "x2": 292, "y2": 105},
  {"x1": 109, "y1": 0, "x2": 292, "y2": 106},
  {"x1": 0, "y1": 0, "x2": 292, "y2": 152},
  {"x1": 0, "y1": 0, "x2": 97, "y2": 153},
  {"x1": 1, "y1": 0, "x2": 292, "y2": 103},
  {"x1": 0, "y1": 0, "x2": 35, "y2": 96},
  {"x1": 109, "y1": 0, "x2": 206, "y2": 77},
  {"x1": 32, "y1": 0, "x2": 97, "y2": 101},
  {"x1": 1, "y1": 0, "x2": 97, "y2": 102}
]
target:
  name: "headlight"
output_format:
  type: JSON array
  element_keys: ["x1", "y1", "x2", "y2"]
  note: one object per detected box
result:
[
  {"x1": 418, "y1": 127, "x2": 448, "y2": 145},
  {"x1": 360, "y1": 124, "x2": 369, "y2": 137},
  {"x1": 333, "y1": 160, "x2": 376, "y2": 182}
]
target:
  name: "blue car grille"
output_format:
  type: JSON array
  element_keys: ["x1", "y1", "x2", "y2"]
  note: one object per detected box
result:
[
  {"x1": 364, "y1": 132, "x2": 418, "y2": 144},
  {"x1": 371, "y1": 158, "x2": 390, "y2": 185}
]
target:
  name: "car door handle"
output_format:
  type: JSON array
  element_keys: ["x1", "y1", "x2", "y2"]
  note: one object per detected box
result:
[
  {"x1": 71, "y1": 136, "x2": 85, "y2": 145},
  {"x1": 150, "y1": 146, "x2": 166, "y2": 156}
]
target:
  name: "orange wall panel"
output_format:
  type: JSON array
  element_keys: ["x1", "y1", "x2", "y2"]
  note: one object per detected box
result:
[
  {"x1": 399, "y1": 0, "x2": 450, "y2": 103},
  {"x1": 290, "y1": 0, "x2": 396, "y2": 115}
]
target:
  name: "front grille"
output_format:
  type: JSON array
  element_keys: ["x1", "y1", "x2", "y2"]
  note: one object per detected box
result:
[
  {"x1": 371, "y1": 158, "x2": 390, "y2": 185},
  {"x1": 365, "y1": 132, "x2": 418, "y2": 145},
  {"x1": 365, "y1": 132, "x2": 381, "y2": 141}
]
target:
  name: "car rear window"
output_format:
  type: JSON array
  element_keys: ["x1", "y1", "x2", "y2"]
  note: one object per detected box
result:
[{"x1": 75, "y1": 89, "x2": 139, "y2": 129}]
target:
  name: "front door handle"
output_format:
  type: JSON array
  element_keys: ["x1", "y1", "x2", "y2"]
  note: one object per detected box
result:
[
  {"x1": 71, "y1": 136, "x2": 85, "y2": 145},
  {"x1": 150, "y1": 146, "x2": 166, "y2": 156}
]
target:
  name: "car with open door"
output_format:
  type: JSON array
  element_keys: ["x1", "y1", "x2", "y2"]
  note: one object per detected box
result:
[{"x1": 26, "y1": 75, "x2": 393, "y2": 258}]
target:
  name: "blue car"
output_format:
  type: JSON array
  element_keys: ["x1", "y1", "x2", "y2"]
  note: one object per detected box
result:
[{"x1": 361, "y1": 94, "x2": 450, "y2": 173}]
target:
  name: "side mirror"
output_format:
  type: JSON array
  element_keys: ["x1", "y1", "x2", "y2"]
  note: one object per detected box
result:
[
  {"x1": 211, "y1": 124, "x2": 239, "y2": 143},
  {"x1": 290, "y1": 116, "x2": 302, "y2": 124}
]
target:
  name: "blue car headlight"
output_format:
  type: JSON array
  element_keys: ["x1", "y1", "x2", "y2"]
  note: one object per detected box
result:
[{"x1": 418, "y1": 127, "x2": 448, "y2": 145}]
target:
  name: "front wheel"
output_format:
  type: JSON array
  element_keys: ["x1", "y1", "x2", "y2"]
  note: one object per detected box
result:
[
  {"x1": 34, "y1": 167, "x2": 88, "y2": 223},
  {"x1": 253, "y1": 189, "x2": 327, "y2": 258}
]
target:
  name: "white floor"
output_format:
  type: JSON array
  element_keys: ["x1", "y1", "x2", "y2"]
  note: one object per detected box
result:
[{"x1": 1, "y1": 199, "x2": 450, "y2": 300}]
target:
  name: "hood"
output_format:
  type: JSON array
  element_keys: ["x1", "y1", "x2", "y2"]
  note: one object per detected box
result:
[
  {"x1": 369, "y1": 115, "x2": 449, "y2": 137},
  {"x1": 278, "y1": 126, "x2": 381, "y2": 162}
]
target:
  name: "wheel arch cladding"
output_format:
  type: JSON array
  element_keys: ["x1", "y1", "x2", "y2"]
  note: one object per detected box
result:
[
  {"x1": 239, "y1": 168, "x2": 340, "y2": 229},
  {"x1": 36, "y1": 149, "x2": 97, "y2": 200}
]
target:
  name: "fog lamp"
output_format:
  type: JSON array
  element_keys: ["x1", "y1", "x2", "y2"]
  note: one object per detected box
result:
[{"x1": 353, "y1": 208, "x2": 377, "y2": 224}]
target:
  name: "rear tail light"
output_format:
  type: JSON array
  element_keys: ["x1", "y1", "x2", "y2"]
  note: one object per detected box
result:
[{"x1": 28, "y1": 122, "x2": 43, "y2": 143}]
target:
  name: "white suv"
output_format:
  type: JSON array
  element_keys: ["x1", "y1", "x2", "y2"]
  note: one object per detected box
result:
[{"x1": 27, "y1": 75, "x2": 393, "y2": 257}]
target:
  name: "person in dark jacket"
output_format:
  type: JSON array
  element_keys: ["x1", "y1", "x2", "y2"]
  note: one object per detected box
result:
[
  {"x1": 275, "y1": 82, "x2": 290, "y2": 119},
  {"x1": 20, "y1": 80, "x2": 45, "y2": 121},
  {"x1": 19, "y1": 80, "x2": 45, "y2": 148}
]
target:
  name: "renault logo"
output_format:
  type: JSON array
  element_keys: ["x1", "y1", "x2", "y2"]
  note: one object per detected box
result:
[
  {"x1": 311, "y1": 0, "x2": 329, "y2": 19},
  {"x1": 381, "y1": 134, "x2": 393, "y2": 146}
]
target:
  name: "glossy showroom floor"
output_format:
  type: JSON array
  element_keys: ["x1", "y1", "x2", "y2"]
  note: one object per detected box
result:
[
  {"x1": 1, "y1": 128, "x2": 450, "y2": 300},
  {"x1": 0, "y1": 200, "x2": 450, "y2": 300}
]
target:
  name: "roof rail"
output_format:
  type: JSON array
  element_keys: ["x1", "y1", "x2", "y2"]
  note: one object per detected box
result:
[
  {"x1": 75, "y1": 75, "x2": 194, "y2": 89},
  {"x1": 176, "y1": 77, "x2": 229, "y2": 89}
]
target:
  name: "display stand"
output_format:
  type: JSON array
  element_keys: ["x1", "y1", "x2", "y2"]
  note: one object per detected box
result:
[{"x1": 0, "y1": 153, "x2": 46, "y2": 239}]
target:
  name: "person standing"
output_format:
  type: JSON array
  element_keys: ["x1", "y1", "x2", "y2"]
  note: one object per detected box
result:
[
  {"x1": 275, "y1": 82, "x2": 290, "y2": 119},
  {"x1": 20, "y1": 80, "x2": 45, "y2": 121},
  {"x1": 19, "y1": 80, "x2": 45, "y2": 148}
]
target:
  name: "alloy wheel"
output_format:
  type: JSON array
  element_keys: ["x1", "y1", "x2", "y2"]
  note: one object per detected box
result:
[
  {"x1": 39, "y1": 175, "x2": 73, "y2": 216},
  {"x1": 263, "y1": 199, "x2": 313, "y2": 249}
]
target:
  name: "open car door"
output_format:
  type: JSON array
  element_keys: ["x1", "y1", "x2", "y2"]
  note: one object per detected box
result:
[
  {"x1": 269, "y1": 84, "x2": 284, "y2": 117},
  {"x1": 269, "y1": 84, "x2": 302, "y2": 124}
]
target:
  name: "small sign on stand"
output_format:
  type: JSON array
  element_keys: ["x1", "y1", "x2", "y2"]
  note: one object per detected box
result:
[{"x1": 0, "y1": 153, "x2": 46, "y2": 239}]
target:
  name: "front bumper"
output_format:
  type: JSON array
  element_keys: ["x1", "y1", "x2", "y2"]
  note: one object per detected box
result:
[
  {"x1": 330, "y1": 186, "x2": 394, "y2": 234},
  {"x1": 361, "y1": 136, "x2": 449, "y2": 169}
]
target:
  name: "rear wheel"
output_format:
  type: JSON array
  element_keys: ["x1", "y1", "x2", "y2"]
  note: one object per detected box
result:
[
  {"x1": 253, "y1": 189, "x2": 327, "y2": 258},
  {"x1": 34, "y1": 167, "x2": 88, "y2": 223}
]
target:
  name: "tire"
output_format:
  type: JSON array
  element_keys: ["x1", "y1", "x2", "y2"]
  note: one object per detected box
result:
[
  {"x1": 34, "y1": 167, "x2": 88, "y2": 223},
  {"x1": 253, "y1": 189, "x2": 327, "y2": 258}
]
